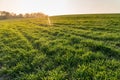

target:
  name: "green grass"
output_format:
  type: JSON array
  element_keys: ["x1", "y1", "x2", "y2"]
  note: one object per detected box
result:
[{"x1": 0, "y1": 14, "x2": 120, "y2": 80}]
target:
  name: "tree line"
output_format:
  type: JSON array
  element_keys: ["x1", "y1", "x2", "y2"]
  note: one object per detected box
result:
[{"x1": 0, "y1": 11, "x2": 48, "y2": 20}]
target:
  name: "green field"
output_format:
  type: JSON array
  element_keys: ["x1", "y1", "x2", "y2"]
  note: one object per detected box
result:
[{"x1": 0, "y1": 14, "x2": 120, "y2": 80}]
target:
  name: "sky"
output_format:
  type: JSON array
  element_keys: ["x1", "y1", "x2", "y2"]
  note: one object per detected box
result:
[{"x1": 0, "y1": 0, "x2": 120, "y2": 16}]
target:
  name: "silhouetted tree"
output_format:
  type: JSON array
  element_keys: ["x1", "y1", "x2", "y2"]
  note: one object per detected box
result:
[
  {"x1": 0, "y1": 11, "x2": 47, "y2": 20},
  {"x1": 17, "y1": 14, "x2": 23, "y2": 18}
]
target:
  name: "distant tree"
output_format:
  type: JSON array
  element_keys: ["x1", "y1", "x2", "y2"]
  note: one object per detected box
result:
[
  {"x1": 0, "y1": 11, "x2": 10, "y2": 19},
  {"x1": 0, "y1": 11, "x2": 47, "y2": 19},
  {"x1": 17, "y1": 14, "x2": 23, "y2": 18},
  {"x1": 10, "y1": 13, "x2": 17, "y2": 18},
  {"x1": 24, "y1": 13, "x2": 30, "y2": 18}
]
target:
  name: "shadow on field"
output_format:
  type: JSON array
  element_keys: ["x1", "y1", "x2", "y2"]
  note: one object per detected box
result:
[
  {"x1": 77, "y1": 34, "x2": 120, "y2": 41},
  {"x1": 83, "y1": 42, "x2": 120, "y2": 60}
]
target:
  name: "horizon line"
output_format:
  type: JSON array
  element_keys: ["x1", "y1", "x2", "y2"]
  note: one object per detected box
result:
[{"x1": 0, "y1": 11, "x2": 120, "y2": 16}]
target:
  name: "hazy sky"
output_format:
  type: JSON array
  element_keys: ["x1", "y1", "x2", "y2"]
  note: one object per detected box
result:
[{"x1": 0, "y1": 0, "x2": 120, "y2": 15}]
